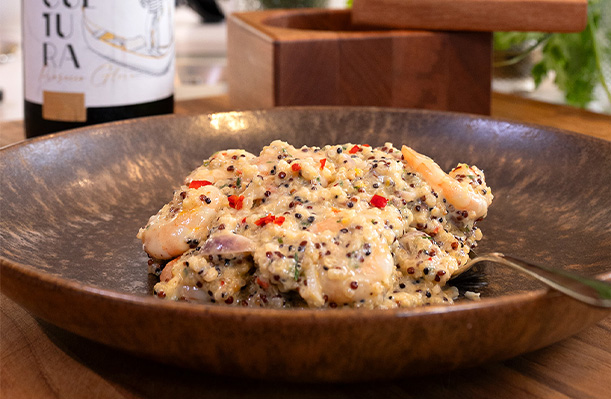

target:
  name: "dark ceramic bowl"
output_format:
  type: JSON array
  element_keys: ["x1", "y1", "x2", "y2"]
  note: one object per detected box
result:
[{"x1": 1, "y1": 108, "x2": 609, "y2": 382}]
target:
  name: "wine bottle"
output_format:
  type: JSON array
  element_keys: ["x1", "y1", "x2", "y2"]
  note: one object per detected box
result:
[{"x1": 22, "y1": 0, "x2": 175, "y2": 138}]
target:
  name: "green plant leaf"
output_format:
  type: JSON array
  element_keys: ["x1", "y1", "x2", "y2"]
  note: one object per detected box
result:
[{"x1": 494, "y1": 0, "x2": 611, "y2": 109}]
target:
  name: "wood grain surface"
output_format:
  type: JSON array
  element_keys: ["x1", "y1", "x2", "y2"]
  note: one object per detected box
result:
[
  {"x1": 1, "y1": 94, "x2": 610, "y2": 398},
  {"x1": 351, "y1": 0, "x2": 588, "y2": 32},
  {"x1": 1, "y1": 293, "x2": 609, "y2": 399}
]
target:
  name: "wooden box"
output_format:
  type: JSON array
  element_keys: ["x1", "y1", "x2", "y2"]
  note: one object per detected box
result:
[{"x1": 227, "y1": 9, "x2": 492, "y2": 115}]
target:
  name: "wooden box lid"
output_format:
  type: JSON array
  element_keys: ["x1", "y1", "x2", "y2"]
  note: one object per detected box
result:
[{"x1": 351, "y1": 0, "x2": 588, "y2": 32}]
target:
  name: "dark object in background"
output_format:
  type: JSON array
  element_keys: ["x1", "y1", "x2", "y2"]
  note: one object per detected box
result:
[
  {"x1": 181, "y1": 0, "x2": 330, "y2": 23},
  {"x1": 258, "y1": 0, "x2": 329, "y2": 7},
  {"x1": 183, "y1": 0, "x2": 225, "y2": 22}
]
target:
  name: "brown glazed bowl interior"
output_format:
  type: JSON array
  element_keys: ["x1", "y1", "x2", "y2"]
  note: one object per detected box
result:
[{"x1": 1, "y1": 107, "x2": 609, "y2": 382}]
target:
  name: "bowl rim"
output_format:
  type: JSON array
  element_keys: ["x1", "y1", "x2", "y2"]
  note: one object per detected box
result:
[{"x1": 4, "y1": 106, "x2": 609, "y2": 152}]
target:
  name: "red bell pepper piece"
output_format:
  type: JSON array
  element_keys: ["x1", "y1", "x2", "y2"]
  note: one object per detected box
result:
[
  {"x1": 228, "y1": 195, "x2": 244, "y2": 210},
  {"x1": 370, "y1": 194, "x2": 388, "y2": 209},
  {"x1": 189, "y1": 180, "x2": 213, "y2": 189}
]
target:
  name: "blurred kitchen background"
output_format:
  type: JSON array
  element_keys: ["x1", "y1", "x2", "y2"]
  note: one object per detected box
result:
[{"x1": 1, "y1": 0, "x2": 609, "y2": 123}]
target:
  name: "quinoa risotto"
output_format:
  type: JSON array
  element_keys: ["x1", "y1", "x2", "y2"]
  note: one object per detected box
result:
[{"x1": 138, "y1": 140, "x2": 493, "y2": 308}]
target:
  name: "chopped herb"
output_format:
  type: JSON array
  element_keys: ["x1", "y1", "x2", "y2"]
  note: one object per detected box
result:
[
  {"x1": 294, "y1": 253, "x2": 300, "y2": 280},
  {"x1": 236, "y1": 176, "x2": 242, "y2": 187},
  {"x1": 278, "y1": 237, "x2": 283, "y2": 244}
]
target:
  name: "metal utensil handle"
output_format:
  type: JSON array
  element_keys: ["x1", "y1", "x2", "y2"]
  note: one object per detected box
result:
[{"x1": 471, "y1": 252, "x2": 611, "y2": 308}]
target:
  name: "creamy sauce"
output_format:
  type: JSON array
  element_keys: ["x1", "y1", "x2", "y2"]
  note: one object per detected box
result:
[{"x1": 138, "y1": 141, "x2": 493, "y2": 308}]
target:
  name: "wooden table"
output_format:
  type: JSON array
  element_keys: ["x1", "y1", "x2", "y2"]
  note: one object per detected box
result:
[{"x1": 1, "y1": 93, "x2": 610, "y2": 398}]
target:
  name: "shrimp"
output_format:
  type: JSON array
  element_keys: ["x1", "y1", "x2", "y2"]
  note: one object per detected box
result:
[
  {"x1": 138, "y1": 185, "x2": 224, "y2": 259},
  {"x1": 159, "y1": 257, "x2": 179, "y2": 282},
  {"x1": 318, "y1": 242, "x2": 394, "y2": 306},
  {"x1": 401, "y1": 145, "x2": 491, "y2": 220},
  {"x1": 309, "y1": 217, "x2": 344, "y2": 234},
  {"x1": 303, "y1": 216, "x2": 395, "y2": 307}
]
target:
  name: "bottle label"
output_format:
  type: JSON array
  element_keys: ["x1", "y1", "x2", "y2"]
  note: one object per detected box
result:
[{"x1": 23, "y1": 0, "x2": 174, "y2": 121}]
